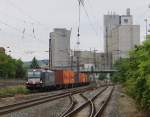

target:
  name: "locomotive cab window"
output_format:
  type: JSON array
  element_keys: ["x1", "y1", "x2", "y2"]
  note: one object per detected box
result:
[{"x1": 28, "y1": 71, "x2": 41, "y2": 78}]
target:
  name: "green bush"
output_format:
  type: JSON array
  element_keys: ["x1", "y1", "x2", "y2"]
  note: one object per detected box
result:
[
  {"x1": 112, "y1": 38, "x2": 150, "y2": 111},
  {"x1": 124, "y1": 78, "x2": 136, "y2": 97},
  {"x1": 0, "y1": 86, "x2": 29, "y2": 97}
]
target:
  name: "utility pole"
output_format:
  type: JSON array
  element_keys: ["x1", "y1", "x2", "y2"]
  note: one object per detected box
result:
[
  {"x1": 76, "y1": 0, "x2": 81, "y2": 83},
  {"x1": 76, "y1": 0, "x2": 85, "y2": 82},
  {"x1": 105, "y1": 27, "x2": 109, "y2": 69},
  {"x1": 93, "y1": 49, "x2": 97, "y2": 70},
  {"x1": 76, "y1": 50, "x2": 80, "y2": 82},
  {"x1": 71, "y1": 54, "x2": 73, "y2": 70},
  {"x1": 49, "y1": 33, "x2": 52, "y2": 70},
  {"x1": 93, "y1": 49, "x2": 97, "y2": 84},
  {"x1": 145, "y1": 18, "x2": 148, "y2": 39}
]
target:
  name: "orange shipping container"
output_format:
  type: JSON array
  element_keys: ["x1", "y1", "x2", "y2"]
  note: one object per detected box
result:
[
  {"x1": 55, "y1": 70, "x2": 75, "y2": 85},
  {"x1": 79, "y1": 73, "x2": 87, "y2": 83}
]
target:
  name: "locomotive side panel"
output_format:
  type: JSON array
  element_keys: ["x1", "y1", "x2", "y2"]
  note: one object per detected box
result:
[{"x1": 43, "y1": 71, "x2": 55, "y2": 87}]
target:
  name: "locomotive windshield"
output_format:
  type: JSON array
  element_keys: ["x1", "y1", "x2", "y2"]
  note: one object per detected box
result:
[{"x1": 28, "y1": 71, "x2": 41, "y2": 78}]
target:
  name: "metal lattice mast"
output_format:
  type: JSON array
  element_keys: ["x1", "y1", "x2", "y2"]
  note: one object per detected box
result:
[{"x1": 76, "y1": 0, "x2": 81, "y2": 82}]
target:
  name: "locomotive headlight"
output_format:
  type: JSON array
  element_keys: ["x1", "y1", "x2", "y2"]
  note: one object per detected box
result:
[
  {"x1": 26, "y1": 81, "x2": 29, "y2": 84},
  {"x1": 40, "y1": 80, "x2": 43, "y2": 84}
]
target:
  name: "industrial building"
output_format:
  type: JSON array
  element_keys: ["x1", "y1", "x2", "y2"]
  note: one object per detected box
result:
[
  {"x1": 72, "y1": 50, "x2": 108, "y2": 70},
  {"x1": 49, "y1": 27, "x2": 112, "y2": 70},
  {"x1": 50, "y1": 29, "x2": 108, "y2": 71},
  {"x1": 104, "y1": 8, "x2": 140, "y2": 65},
  {"x1": 111, "y1": 25, "x2": 140, "y2": 63},
  {"x1": 50, "y1": 28, "x2": 71, "y2": 69}
]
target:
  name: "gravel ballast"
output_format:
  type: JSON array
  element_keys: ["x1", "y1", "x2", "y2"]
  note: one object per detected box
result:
[{"x1": 2, "y1": 96, "x2": 70, "y2": 117}]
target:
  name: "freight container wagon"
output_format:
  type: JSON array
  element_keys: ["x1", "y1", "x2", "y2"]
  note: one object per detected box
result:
[
  {"x1": 54, "y1": 70, "x2": 75, "y2": 88},
  {"x1": 26, "y1": 69, "x2": 89, "y2": 90},
  {"x1": 79, "y1": 73, "x2": 89, "y2": 85}
]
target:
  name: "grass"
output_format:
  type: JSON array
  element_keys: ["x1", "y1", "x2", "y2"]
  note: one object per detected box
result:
[
  {"x1": 89, "y1": 82, "x2": 97, "y2": 88},
  {"x1": 0, "y1": 85, "x2": 30, "y2": 97}
]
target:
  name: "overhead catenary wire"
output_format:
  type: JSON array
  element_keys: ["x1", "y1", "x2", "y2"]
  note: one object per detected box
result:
[
  {"x1": 32, "y1": 27, "x2": 37, "y2": 40},
  {"x1": 0, "y1": 19, "x2": 25, "y2": 34},
  {"x1": 0, "y1": 8, "x2": 51, "y2": 35},
  {"x1": 0, "y1": 19, "x2": 36, "y2": 37},
  {"x1": 86, "y1": 0, "x2": 101, "y2": 35},
  {"x1": 6, "y1": 0, "x2": 40, "y2": 24},
  {"x1": 21, "y1": 28, "x2": 26, "y2": 39},
  {"x1": 0, "y1": 8, "x2": 46, "y2": 42},
  {"x1": 2, "y1": 0, "x2": 99, "y2": 39},
  {"x1": 0, "y1": 9, "x2": 43, "y2": 40},
  {"x1": 5, "y1": 0, "x2": 51, "y2": 30},
  {"x1": 1, "y1": 0, "x2": 52, "y2": 43},
  {"x1": 0, "y1": 9, "x2": 34, "y2": 25},
  {"x1": 80, "y1": 1, "x2": 99, "y2": 36},
  {"x1": 0, "y1": 19, "x2": 43, "y2": 43}
]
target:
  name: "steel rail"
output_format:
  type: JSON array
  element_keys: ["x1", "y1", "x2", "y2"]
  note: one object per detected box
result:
[
  {"x1": 0, "y1": 87, "x2": 91, "y2": 110},
  {"x1": 94, "y1": 86, "x2": 114, "y2": 117},
  {"x1": 0, "y1": 87, "x2": 92, "y2": 115},
  {"x1": 59, "y1": 94, "x2": 76, "y2": 117},
  {"x1": 63, "y1": 87, "x2": 108, "y2": 117},
  {"x1": 80, "y1": 94, "x2": 95, "y2": 117}
]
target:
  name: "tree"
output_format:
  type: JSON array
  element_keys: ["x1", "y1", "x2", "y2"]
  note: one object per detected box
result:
[
  {"x1": 0, "y1": 53, "x2": 26, "y2": 79},
  {"x1": 15, "y1": 59, "x2": 26, "y2": 78},
  {"x1": 0, "y1": 53, "x2": 16, "y2": 78},
  {"x1": 30, "y1": 57, "x2": 40, "y2": 69}
]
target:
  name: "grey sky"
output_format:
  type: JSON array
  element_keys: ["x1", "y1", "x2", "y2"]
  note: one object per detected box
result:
[{"x1": 0, "y1": 0, "x2": 149, "y2": 61}]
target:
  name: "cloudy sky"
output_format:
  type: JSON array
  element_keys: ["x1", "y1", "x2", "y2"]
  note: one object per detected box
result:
[{"x1": 0, "y1": 0, "x2": 149, "y2": 61}]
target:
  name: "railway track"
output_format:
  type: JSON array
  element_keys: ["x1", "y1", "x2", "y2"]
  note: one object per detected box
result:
[
  {"x1": 0, "y1": 87, "x2": 93, "y2": 115},
  {"x1": 79, "y1": 93, "x2": 95, "y2": 117},
  {"x1": 59, "y1": 95, "x2": 76, "y2": 117},
  {"x1": 62, "y1": 86, "x2": 114, "y2": 117},
  {"x1": 94, "y1": 87, "x2": 114, "y2": 117}
]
